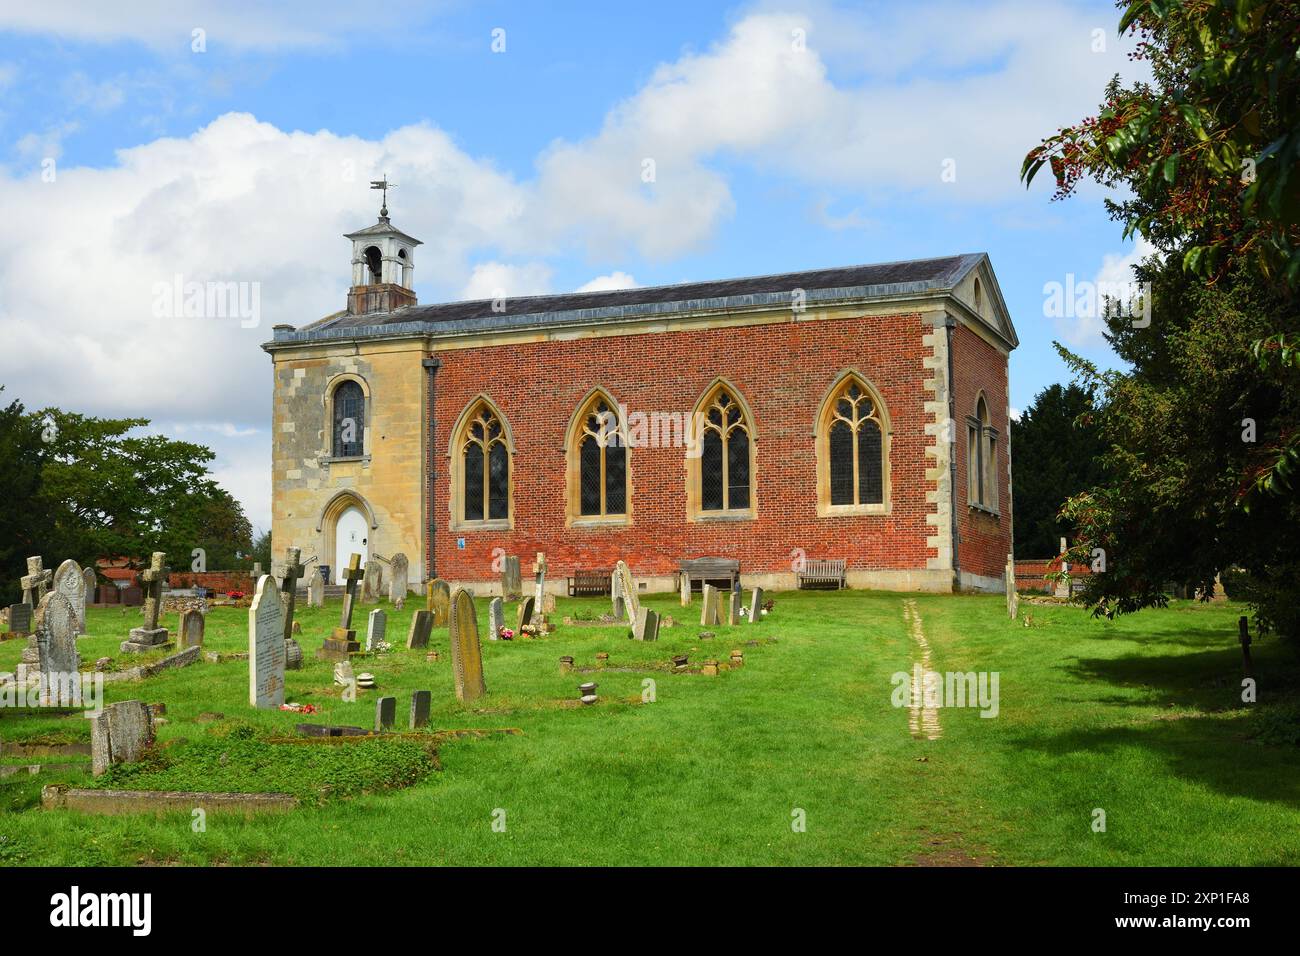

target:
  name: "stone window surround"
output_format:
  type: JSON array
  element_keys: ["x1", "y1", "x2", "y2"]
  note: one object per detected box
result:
[
  {"x1": 447, "y1": 394, "x2": 515, "y2": 533},
  {"x1": 564, "y1": 386, "x2": 632, "y2": 529},
  {"x1": 812, "y1": 369, "x2": 892, "y2": 518},
  {"x1": 685, "y1": 377, "x2": 758, "y2": 523}
]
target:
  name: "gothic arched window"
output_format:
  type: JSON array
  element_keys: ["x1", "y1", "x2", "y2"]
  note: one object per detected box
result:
[
  {"x1": 569, "y1": 392, "x2": 628, "y2": 521},
  {"x1": 816, "y1": 373, "x2": 889, "y2": 515},
  {"x1": 968, "y1": 394, "x2": 998, "y2": 511},
  {"x1": 331, "y1": 380, "x2": 365, "y2": 458},
  {"x1": 456, "y1": 400, "x2": 511, "y2": 524},
  {"x1": 690, "y1": 383, "x2": 754, "y2": 517}
]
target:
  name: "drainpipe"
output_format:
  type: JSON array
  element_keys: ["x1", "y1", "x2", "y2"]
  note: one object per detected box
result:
[
  {"x1": 946, "y1": 317, "x2": 960, "y2": 591},
  {"x1": 423, "y1": 356, "x2": 442, "y2": 582}
]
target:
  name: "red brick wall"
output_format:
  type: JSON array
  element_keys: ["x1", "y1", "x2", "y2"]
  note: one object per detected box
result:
[
  {"x1": 432, "y1": 312, "x2": 940, "y2": 581},
  {"x1": 165, "y1": 571, "x2": 257, "y2": 593},
  {"x1": 1013, "y1": 558, "x2": 1091, "y2": 592},
  {"x1": 951, "y1": 323, "x2": 1012, "y2": 580}
]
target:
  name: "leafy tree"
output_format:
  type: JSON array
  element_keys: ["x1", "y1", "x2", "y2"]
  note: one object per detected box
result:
[
  {"x1": 1010, "y1": 384, "x2": 1106, "y2": 558},
  {"x1": 1020, "y1": 1, "x2": 1300, "y2": 643},
  {"x1": 250, "y1": 528, "x2": 273, "y2": 574},
  {"x1": 0, "y1": 388, "x2": 55, "y2": 604}
]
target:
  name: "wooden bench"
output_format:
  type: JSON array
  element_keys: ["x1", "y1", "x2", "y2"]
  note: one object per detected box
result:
[
  {"x1": 567, "y1": 569, "x2": 612, "y2": 597},
  {"x1": 796, "y1": 559, "x2": 847, "y2": 590},
  {"x1": 679, "y1": 557, "x2": 739, "y2": 594}
]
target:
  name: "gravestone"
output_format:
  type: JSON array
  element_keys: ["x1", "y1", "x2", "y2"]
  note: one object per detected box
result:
[
  {"x1": 83, "y1": 567, "x2": 97, "y2": 607},
  {"x1": 1055, "y1": 537, "x2": 1071, "y2": 599},
  {"x1": 633, "y1": 606, "x2": 660, "y2": 642},
  {"x1": 530, "y1": 553, "x2": 547, "y2": 625},
  {"x1": 34, "y1": 591, "x2": 80, "y2": 706},
  {"x1": 362, "y1": 560, "x2": 382, "y2": 604},
  {"x1": 20, "y1": 556, "x2": 52, "y2": 607},
  {"x1": 728, "y1": 586, "x2": 742, "y2": 626},
  {"x1": 178, "y1": 608, "x2": 205, "y2": 649},
  {"x1": 748, "y1": 587, "x2": 764, "y2": 623},
  {"x1": 700, "y1": 584, "x2": 721, "y2": 626},
  {"x1": 501, "y1": 555, "x2": 522, "y2": 600},
  {"x1": 406, "y1": 610, "x2": 433, "y2": 649},
  {"x1": 375, "y1": 696, "x2": 396, "y2": 732},
  {"x1": 410, "y1": 690, "x2": 431, "y2": 729},
  {"x1": 366, "y1": 608, "x2": 387, "y2": 651},
  {"x1": 53, "y1": 559, "x2": 86, "y2": 636},
  {"x1": 7, "y1": 603, "x2": 32, "y2": 635},
  {"x1": 1005, "y1": 554, "x2": 1019, "y2": 620},
  {"x1": 307, "y1": 567, "x2": 325, "y2": 608},
  {"x1": 449, "y1": 588, "x2": 486, "y2": 702},
  {"x1": 614, "y1": 560, "x2": 640, "y2": 625},
  {"x1": 388, "y1": 553, "x2": 410, "y2": 603},
  {"x1": 319, "y1": 553, "x2": 364, "y2": 660},
  {"x1": 90, "y1": 700, "x2": 154, "y2": 776},
  {"x1": 488, "y1": 597, "x2": 504, "y2": 640},
  {"x1": 248, "y1": 574, "x2": 287, "y2": 709},
  {"x1": 516, "y1": 597, "x2": 535, "y2": 634},
  {"x1": 121, "y1": 552, "x2": 170, "y2": 654},
  {"x1": 427, "y1": 579, "x2": 451, "y2": 627},
  {"x1": 680, "y1": 571, "x2": 692, "y2": 607},
  {"x1": 277, "y1": 547, "x2": 307, "y2": 645},
  {"x1": 284, "y1": 637, "x2": 304, "y2": 670},
  {"x1": 611, "y1": 570, "x2": 626, "y2": 620}
]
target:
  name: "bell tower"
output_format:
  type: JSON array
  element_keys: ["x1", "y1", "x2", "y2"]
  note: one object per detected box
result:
[{"x1": 344, "y1": 176, "x2": 421, "y2": 315}]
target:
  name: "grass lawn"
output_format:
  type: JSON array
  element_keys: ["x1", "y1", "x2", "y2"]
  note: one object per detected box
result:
[{"x1": 1, "y1": 588, "x2": 1296, "y2": 866}]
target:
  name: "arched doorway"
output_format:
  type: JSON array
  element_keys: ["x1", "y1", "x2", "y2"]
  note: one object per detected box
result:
[{"x1": 334, "y1": 506, "x2": 369, "y2": 584}]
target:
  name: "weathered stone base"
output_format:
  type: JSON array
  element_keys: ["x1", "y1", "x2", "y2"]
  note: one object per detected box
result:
[
  {"x1": 316, "y1": 637, "x2": 361, "y2": 662},
  {"x1": 42, "y1": 785, "x2": 298, "y2": 815},
  {"x1": 955, "y1": 569, "x2": 1006, "y2": 594},
  {"x1": 121, "y1": 627, "x2": 171, "y2": 654},
  {"x1": 442, "y1": 568, "x2": 958, "y2": 596},
  {"x1": 101, "y1": 644, "x2": 202, "y2": 683}
]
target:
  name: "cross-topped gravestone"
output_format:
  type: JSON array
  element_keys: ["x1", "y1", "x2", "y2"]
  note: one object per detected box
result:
[
  {"x1": 121, "y1": 552, "x2": 171, "y2": 653},
  {"x1": 20, "y1": 556, "x2": 52, "y2": 607},
  {"x1": 501, "y1": 555, "x2": 522, "y2": 600},
  {"x1": 318, "y1": 553, "x2": 363, "y2": 661},
  {"x1": 449, "y1": 588, "x2": 486, "y2": 702},
  {"x1": 249, "y1": 574, "x2": 287, "y2": 708},
  {"x1": 530, "y1": 553, "x2": 547, "y2": 625},
  {"x1": 277, "y1": 547, "x2": 307, "y2": 645},
  {"x1": 34, "y1": 591, "x2": 80, "y2": 706},
  {"x1": 53, "y1": 559, "x2": 86, "y2": 636}
]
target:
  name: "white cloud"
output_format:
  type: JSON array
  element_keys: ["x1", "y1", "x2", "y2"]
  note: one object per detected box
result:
[
  {"x1": 459, "y1": 262, "x2": 553, "y2": 300},
  {"x1": 1053, "y1": 235, "x2": 1160, "y2": 347},
  {"x1": 0, "y1": 62, "x2": 17, "y2": 92},
  {"x1": 575, "y1": 271, "x2": 637, "y2": 293}
]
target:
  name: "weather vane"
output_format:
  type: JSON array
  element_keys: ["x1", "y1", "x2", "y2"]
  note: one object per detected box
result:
[{"x1": 370, "y1": 175, "x2": 396, "y2": 218}]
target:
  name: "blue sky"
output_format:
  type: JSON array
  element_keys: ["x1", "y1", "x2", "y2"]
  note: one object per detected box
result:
[{"x1": 0, "y1": 0, "x2": 1146, "y2": 532}]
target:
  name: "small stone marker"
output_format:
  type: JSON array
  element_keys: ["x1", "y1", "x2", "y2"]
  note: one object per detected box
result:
[
  {"x1": 7, "y1": 603, "x2": 32, "y2": 635},
  {"x1": 249, "y1": 574, "x2": 287, "y2": 709},
  {"x1": 680, "y1": 571, "x2": 692, "y2": 607},
  {"x1": 530, "y1": 552, "x2": 548, "y2": 625},
  {"x1": 579, "y1": 681, "x2": 598, "y2": 705},
  {"x1": 516, "y1": 597, "x2": 535, "y2": 634},
  {"x1": 178, "y1": 608, "x2": 205, "y2": 649},
  {"x1": 90, "y1": 699, "x2": 154, "y2": 776},
  {"x1": 284, "y1": 638, "x2": 304, "y2": 670},
  {"x1": 614, "y1": 560, "x2": 639, "y2": 625},
  {"x1": 366, "y1": 608, "x2": 387, "y2": 650},
  {"x1": 277, "y1": 547, "x2": 307, "y2": 645},
  {"x1": 319, "y1": 553, "x2": 364, "y2": 660},
  {"x1": 449, "y1": 588, "x2": 486, "y2": 702},
  {"x1": 83, "y1": 567, "x2": 97, "y2": 607},
  {"x1": 702, "y1": 659, "x2": 720, "y2": 676},
  {"x1": 122, "y1": 552, "x2": 170, "y2": 653},
  {"x1": 559, "y1": 656, "x2": 574, "y2": 674},
  {"x1": 375, "y1": 696, "x2": 396, "y2": 731},
  {"x1": 611, "y1": 570, "x2": 626, "y2": 619},
  {"x1": 427, "y1": 578, "x2": 451, "y2": 626},
  {"x1": 488, "y1": 597, "x2": 504, "y2": 640},
  {"x1": 748, "y1": 587, "x2": 764, "y2": 623},
  {"x1": 633, "y1": 606, "x2": 659, "y2": 642},
  {"x1": 700, "y1": 585, "x2": 721, "y2": 626},
  {"x1": 409, "y1": 690, "x2": 431, "y2": 729},
  {"x1": 333, "y1": 660, "x2": 355, "y2": 687},
  {"x1": 388, "y1": 553, "x2": 410, "y2": 603},
  {"x1": 406, "y1": 610, "x2": 433, "y2": 649},
  {"x1": 53, "y1": 559, "x2": 86, "y2": 636},
  {"x1": 34, "y1": 591, "x2": 80, "y2": 706},
  {"x1": 730, "y1": 649, "x2": 744, "y2": 667},
  {"x1": 1005, "y1": 553, "x2": 1019, "y2": 620},
  {"x1": 501, "y1": 555, "x2": 522, "y2": 600},
  {"x1": 727, "y1": 586, "x2": 742, "y2": 625},
  {"x1": 20, "y1": 556, "x2": 52, "y2": 607},
  {"x1": 307, "y1": 567, "x2": 325, "y2": 608}
]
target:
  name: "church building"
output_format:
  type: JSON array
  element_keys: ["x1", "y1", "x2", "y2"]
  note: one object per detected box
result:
[{"x1": 263, "y1": 204, "x2": 1017, "y2": 595}]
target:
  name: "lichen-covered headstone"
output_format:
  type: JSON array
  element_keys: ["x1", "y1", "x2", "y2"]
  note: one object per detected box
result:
[
  {"x1": 53, "y1": 559, "x2": 86, "y2": 636},
  {"x1": 515, "y1": 597, "x2": 534, "y2": 634},
  {"x1": 307, "y1": 567, "x2": 325, "y2": 608},
  {"x1": 747, "y1": 587, "x2": 764, "y2": 623},
  {"x1": 427, "y1": 578, "x2": 451, "y2": 627},
  {"x1": 615, "y1": 560, "x2": 639, "y2": 625},
  {"x1": 501, "y1": 555, "x2": 522, "y2": 600},
  {"x1": 633, "y1": 606, "x2": 659, "y2": 642},
  {"x1": 91, "y1": 699, "x2": 154, "y2": 776},
  {"x1": 178, "y1": 608, "x2": 205, "y2": 649},
  {"x1": 388, "y1": 553, "x2": 409, "y2": 603},
  {"x1": 449, "y1": 588, "x2": 486, "y2": 702},
  {"x1": 700, "y1": 584, "x2": 721, "y2": 626},
  {"x1": 366, "y1": 608, "x2": 386, "y2": 650},
  {"x1": 679, "y1": 571, "x2": 692, "y2": 607},
  {"x1": 406, "y1": 610, "x2": 432, "y2": 649},
  {"x1": 34, "y1": 591, "x2": 80, "y2": 706},
  {"x1": 488, "y1": 597, "x2": 504, "y2": 640},
  {"x1": 409, "y1": 690, "x2": 431, "y2": 729},
  {"x1": 248, "y1": 574, "x2": 286, "y2": 709}
]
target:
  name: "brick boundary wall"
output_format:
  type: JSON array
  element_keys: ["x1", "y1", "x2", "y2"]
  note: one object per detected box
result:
[
  {"x1": 164, "y1": 571, "x2": 257, "y2": 593},
  {"x1": 1013, "y1": 558, "x2": 1092, "y2": 592}
]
